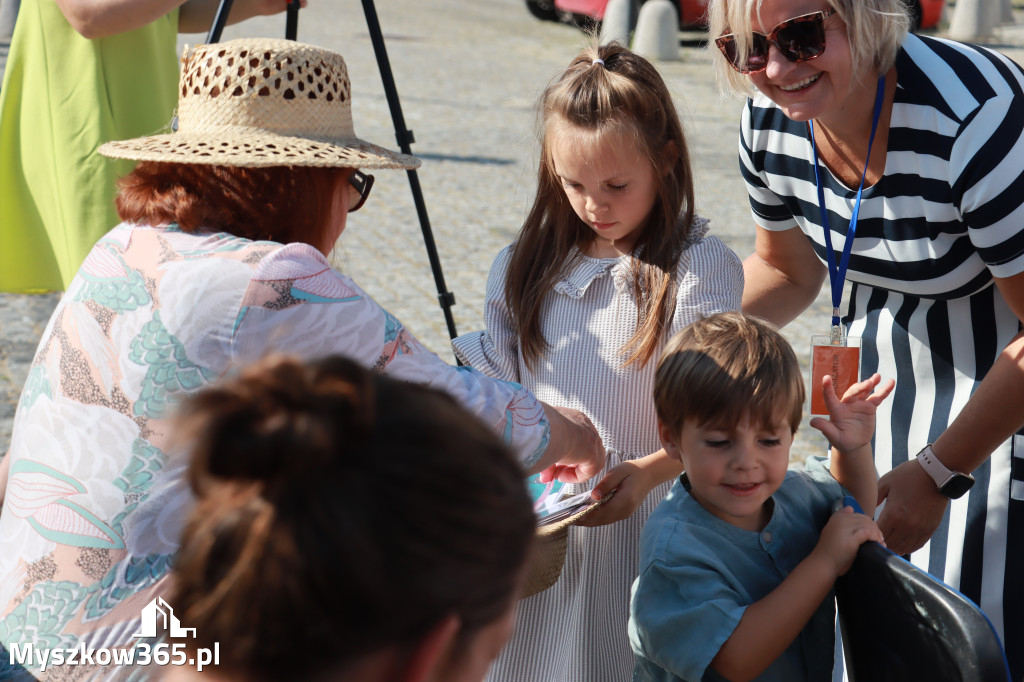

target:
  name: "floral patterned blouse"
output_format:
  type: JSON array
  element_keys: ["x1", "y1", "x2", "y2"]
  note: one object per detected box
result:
[{"x1": 0, "y1": 224, "x2": 550, "y2": 680}]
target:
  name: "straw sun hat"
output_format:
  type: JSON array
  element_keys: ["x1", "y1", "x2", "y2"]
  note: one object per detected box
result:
[{"x1": 98, "y1": 38, "x2": 420, "y2": 170}]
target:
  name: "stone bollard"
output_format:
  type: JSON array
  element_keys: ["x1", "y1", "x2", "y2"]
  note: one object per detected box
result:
[
  {"x1": 600, "y1": 0, "x2": 635, "y2": 46},
  {"x1": 948, "y1": 0, "x2": 999, "y2": 41},
  {"x1": 632, "y1": 0, "x2": 679, "y2": 62}
]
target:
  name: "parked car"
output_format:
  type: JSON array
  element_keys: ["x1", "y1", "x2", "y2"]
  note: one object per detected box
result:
[
  {"x1": 906, "y1": 0, "x2": 946, "y2": 31},
  {"x1": 524, "y1": 0, "x2": 709, "y2": 31}
]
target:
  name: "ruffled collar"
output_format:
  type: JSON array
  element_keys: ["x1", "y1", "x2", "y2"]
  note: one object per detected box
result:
[{"x1": 552, "y1": 215, "x2": 710, "y2": 299}]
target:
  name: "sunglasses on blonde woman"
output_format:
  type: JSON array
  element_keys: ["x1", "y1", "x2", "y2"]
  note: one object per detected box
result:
[
  {"x1": 348, "y1": 170, "x2": 375, "y2": 212},
  {"x1": 715, "y1": 9, "x2": 835, "y2": 74}
]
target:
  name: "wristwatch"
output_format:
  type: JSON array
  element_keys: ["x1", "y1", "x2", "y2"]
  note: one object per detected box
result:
[{"x1": 915, "y1": 444, "x2": 975, "y2": 499}]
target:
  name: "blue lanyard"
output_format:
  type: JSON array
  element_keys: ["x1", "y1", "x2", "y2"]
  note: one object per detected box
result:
[{"x1": 809, "y1": 76, "x2": 886, "y2": 338}]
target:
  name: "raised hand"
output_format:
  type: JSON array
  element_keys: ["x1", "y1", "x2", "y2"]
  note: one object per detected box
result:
[{"x1": 810, "y1": 373, "x2": 894, "y2": 454}]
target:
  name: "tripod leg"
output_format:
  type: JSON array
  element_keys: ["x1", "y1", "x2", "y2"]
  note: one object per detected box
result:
[
  {"x1": 360, "y1": 0, "x2": 460, "y2": 346},
  {"x1": 205, "y1": 0, "x2": 235, "y2": 43},
  {"x1": 206, "y1": 0, "x2": 297, "y2": 43},
  {"x1": 286, "y1": 0, "x2": 299, "y2": 40}
]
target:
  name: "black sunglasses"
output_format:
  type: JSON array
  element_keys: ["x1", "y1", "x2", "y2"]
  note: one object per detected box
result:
[
  {"x1": 347, "y1": 170, "x2": 375, "y2": 212},
  {"x1": 715, "y1": 9, "x2": 834, "y2": 74}
]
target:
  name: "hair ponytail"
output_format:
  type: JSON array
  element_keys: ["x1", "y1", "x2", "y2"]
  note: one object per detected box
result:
[
  {"x1": 171, "y1": 354, "x2": 535, "y2": 681},
  {"x1": 506, "y1": 42, "x2": 695, "y2": 370}
]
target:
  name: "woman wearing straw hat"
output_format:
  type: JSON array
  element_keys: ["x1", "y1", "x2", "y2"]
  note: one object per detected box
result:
[{"x1": 0, "y1": 37, "x2": 604, "y2": 680}]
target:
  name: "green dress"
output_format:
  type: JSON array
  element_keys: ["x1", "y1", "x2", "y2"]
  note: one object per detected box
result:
[{"x1": 0, "y1": 0, "x2": 179, "y2": 292}]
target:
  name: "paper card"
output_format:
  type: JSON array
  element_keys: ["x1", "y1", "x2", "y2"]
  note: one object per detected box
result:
[
  {"x1": 536, "y1": 491, "x2": 595, "y2": 525},
  {"x1": 528, "y1": 473, "x2": 564, "y2": 512},
  {"x1": 810, "y1": 335, "x2": 861, "y2": 417}
]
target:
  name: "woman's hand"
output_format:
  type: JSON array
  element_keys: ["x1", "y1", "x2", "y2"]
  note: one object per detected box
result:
[
  {"x1": 876, "y1": 460, "x2": 949, "y2": 555},
  {"x1": 533, "y1": 404, "x2": 605, "y2": 483}
]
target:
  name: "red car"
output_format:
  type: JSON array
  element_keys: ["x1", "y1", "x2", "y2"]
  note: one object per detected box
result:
[
  {"x1": 525, "y1": 0, "x2": 710, "y2": 30},
  {"x1": 526, "y1": 0, "x2": 944, "y2": 32},
  {"x1": 909, "y1": 0, "x2": 946, "y2": 30}
]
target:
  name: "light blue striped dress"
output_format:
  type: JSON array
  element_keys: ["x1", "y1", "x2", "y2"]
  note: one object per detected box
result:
[{"x1": 453, "y1": 218, "x2": 743, "y2": 682}]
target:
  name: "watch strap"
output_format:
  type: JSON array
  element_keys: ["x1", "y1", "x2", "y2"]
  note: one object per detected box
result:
[
  {"x1": 915, "y1": 443, "x2": 974, "y2": 498},
  {"x1": 916, "y1": 444, "x2": 953, "y2": 489}
]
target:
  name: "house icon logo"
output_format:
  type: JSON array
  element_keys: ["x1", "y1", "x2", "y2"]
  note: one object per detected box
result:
[{"x1": 133, "y1": 597, "x2": 196, "y2": 639}]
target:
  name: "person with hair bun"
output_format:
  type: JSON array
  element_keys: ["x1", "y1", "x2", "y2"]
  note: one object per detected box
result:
[
  {"x1": 161, "y1": 354, "x2": 535, "y2": 682},
  {"x1": 0, "y1": 37, "x2": 603, "y2": 679}
]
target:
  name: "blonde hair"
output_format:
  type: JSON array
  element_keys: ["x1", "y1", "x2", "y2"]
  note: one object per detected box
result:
[
  {"x1": 708, "y1": 0, "x2": 910, "y2": 98},
  {"x1": 654, "y1": 312, "x2": 805, "y2": 435},
  {"x1": 504, "y1": 42, "x2": 696, "y2": 370}
]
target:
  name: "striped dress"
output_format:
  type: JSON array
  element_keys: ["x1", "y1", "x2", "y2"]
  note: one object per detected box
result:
[
  {"x1": 740, "y1": 32, "x2": 1024, "y2": 678},
  {"x1": 453, "y1": 217, "x2": 743, "y2": 682}
]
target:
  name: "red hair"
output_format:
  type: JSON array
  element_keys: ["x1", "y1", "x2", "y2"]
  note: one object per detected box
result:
[{"x1": 115, "y1": 162, "x2": 346, "y2": 247}]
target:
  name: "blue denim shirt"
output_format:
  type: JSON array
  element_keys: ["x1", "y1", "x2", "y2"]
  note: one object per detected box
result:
[{"x1": 629, "y1": 456, "x2": 844, "y2": 682}]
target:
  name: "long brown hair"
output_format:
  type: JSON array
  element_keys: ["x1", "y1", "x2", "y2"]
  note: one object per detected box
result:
[
  {"x1": 115, "y1": 162, "x2": 346, "y2": 247},
  {"x1": 170, "y1": 354, "x2": 535, "y2": 681},
  {"x1": 505, "y1": 42, "x2": 695, "y2": 370}
]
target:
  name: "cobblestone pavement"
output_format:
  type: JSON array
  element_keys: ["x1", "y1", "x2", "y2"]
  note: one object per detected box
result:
[{"x1": 4, "y1": 0, "x2": 1024, "y2": 462}]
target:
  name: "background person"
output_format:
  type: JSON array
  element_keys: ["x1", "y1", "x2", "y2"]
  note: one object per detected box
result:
[
  {"x1": 0, "y1": 37, "x2": 603, "y2": 680},
  {"x1": 453, "y1": 42, "x2": 743, "y2": 682},
  {"x1": 708, "y1": 0, "x2": 1024, "y2": 673},
  {"x1": 0, "y1": 0, "x2": 16, "y2": 88},
  {"x1": 0, "y1": 0, "x2": 300, "y2": 293},
  {"x1": 162, "y1": 354, "x2": 536, "y2": 682}
]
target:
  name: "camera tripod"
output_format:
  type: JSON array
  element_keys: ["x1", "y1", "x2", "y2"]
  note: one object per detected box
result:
[{"x1": 206, "y1": 0, "x2": 460, "y2": 347}]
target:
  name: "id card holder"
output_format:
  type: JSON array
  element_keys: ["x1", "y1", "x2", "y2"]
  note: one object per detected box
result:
[{"x1": 810, "y1": 332, "x2": 861, "y2": 417}]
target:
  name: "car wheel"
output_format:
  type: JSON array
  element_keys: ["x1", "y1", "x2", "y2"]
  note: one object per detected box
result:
[
  {"x1": 558, "y1": 10, "x2": 600, "y2": 33},
  {"x1": 525, "y1": 0, "x2": 558, "y2": 21},
  {"x1": 904, "y1": 0, "x2": 923, "y2": 30}
]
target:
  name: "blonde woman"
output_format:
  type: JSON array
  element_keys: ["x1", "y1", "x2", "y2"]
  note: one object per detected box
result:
[{"x1": 709, "y1": 0, "x2": 1024, "y2": 675}]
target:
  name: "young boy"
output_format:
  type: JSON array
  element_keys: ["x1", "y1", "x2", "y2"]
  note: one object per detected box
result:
[{"x1": 628, "y1": 312, "x2": 894, "y2": 682}]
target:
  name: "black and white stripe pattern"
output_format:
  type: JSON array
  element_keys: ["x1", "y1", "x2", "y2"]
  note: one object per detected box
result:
[{"x1": 740, "y1": 33, "x2": 1024, "y2": 675}]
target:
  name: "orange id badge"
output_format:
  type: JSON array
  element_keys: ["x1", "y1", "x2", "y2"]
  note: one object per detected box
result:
[{"x1": 810, "y1": 335, "x2": 861, "y2": 417}]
